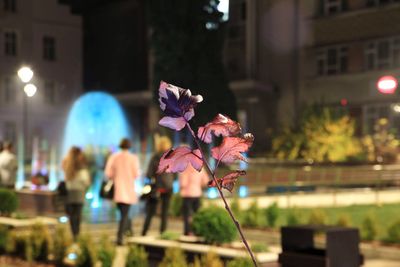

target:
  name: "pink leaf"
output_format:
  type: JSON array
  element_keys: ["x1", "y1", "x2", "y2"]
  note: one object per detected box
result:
[
  {"x1": 157, "y1": 146, "x2": 203, "y2": 174},
  {"x1": 198, "y1": 114, "x2": 241, "y2": 143},
  {"x1": 159, "y1": 117, "x2": 187, "y2": 131},
  {"x1": 211, "y1": 133, "x2": 254, "y2": 164},
  {"x1": 208, "y1": 170, "x2": 246, "y2": 193}
]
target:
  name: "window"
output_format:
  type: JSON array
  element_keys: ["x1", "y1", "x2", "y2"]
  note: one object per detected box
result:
[
  {"x1": 366, "y1": 0, "x2": 400, "y2": 7},
  {"x1": 4, "y1": 31, "x2": 17, "y2": 56},
  {"x1": 1, "y1": 77, "x2": 16, "y2": 104},
  {"x1": 365, "y1": 37, "x2": 400, "y2": 70},
  {"x1": 3, "y1": 0, "x2": 16, "y2": 12},
  {"x1": 43, "y1": 36, "x2": 56, "y2": 61},
  {"x1": 316, "y1": 46, "x2": 348, "y2": 75},
  {"x1": 320, "y1": 0, "x2": 348, "y2": 15},
  {"x1": 44, "y1": 81, "x2": 56, "y2": 105},
  {"x1": 3, "y1": 122, "x2": 16, "y2": 143}
]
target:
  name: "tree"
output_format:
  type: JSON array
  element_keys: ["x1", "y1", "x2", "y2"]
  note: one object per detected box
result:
[{"x1": 147, "y1": 0, "x2": 237, "y2": 126}]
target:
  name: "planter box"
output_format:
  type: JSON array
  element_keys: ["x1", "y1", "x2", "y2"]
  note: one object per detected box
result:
[
  {"x1": 0, "y1": 216, "x2": 58, "y2": 229},
  {"x1": 128, "y1": 236, "x2": 278, "y2": 266},
  {"x1": 16, "y1": 189, "x2": 64, "y2": 215}
]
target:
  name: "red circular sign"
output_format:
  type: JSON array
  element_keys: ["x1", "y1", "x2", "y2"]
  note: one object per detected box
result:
[{"x1": 377, "y1": 76, "x2": 398, "y2": 94}]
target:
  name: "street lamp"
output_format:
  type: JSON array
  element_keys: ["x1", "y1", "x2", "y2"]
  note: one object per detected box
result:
[{"x1": 17, "y1": 66, "x2": 36, "y2": 185}]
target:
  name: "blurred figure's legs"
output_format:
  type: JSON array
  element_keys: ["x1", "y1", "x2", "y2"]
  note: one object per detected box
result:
[
  {"x1": 160, "y1": 192, "x2": 171, "y2": 234},
  {"x1": 66, "y1": 203, "x2": 83, "y2": 241},
  {"x1": 141, "y1": 198, "x2": 157, "y2": 235},
  {"x1": 116, "y1": 202, "x2": 131, "y2": 245}
]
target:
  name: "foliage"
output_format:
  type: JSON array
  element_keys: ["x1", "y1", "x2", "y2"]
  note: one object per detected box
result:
[
  {"x1": 230, "y1": 196, "x2": 243, "y2": 222},
  {"x1": 308, "y1": 209, "x2": 327, "y2": 225},
  {"x1": 169, "y1": 193, "x2": 183, "y2": 217},
  {"x1": 29, "y1": 223, "x2": 52, "y2": 262},
  {"x1": 227, "y1": 257, "x2": 254, "y2": 267},
  {"x1": 265, "y1": 202, "x2": 279, "y2": 227},
  {"x1": 53, "y1": 224, "x2": 72, "y2": 265},
  {"x1": 251, "y1": 243, "x2": 269, "y2": 253},
  {"x1": 76, "y1": 234, "x2": 97, "y2": 267},
  {"x1": 0, "y1": 225, "x2": 8, "y2": 254},
  {"x1": 125, "y1": 245, "x2": 148, "y2": 267},
  {"x1": 336, "y1": 214, "x2": 352, "y2": 227},
  {"x1": 159, "y1": 247, "x2": 187, "y2": 267},
  {"x1": 361, "y1": 214, "x2": 378, "y2": 241},
  {"x1": 242, "y1": 200, "x2": 262, "y2": 228},
  {"x1": 0, "y1": 188, "x2": 18, "y2": 215},
  {"x1": 192, "y1": 206, "x2": 237, "y2": 244},
  {"x1": 97, "y1": 235, "x2": 115, "y2": 267},
  {"x1": 273, "y1": 107, "x2": 365, "y2": 162},
  {"x1": 286, "y1": 209, "x2": 303, "y2": 226},
  {"x1": 147, "y1": 0, "x2": 237, "y2": 126},
  {"x1": 372, "y1": 118, "x2": 400, "y2": 163},
  {"x1": 199, "y1": 251, "x2": 223, "y2": 267},
  {"x1": 386, "y1": 220, "x2": 400, "y2": 243},
  {"x1": 6, "y1": 230, "x2": 31, "y2": 261},
  {"x1": 160, "y1": 231, "x2": 181, "y2": 241}
]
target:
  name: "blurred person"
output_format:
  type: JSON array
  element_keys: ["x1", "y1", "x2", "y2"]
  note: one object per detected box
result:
[
  {"x1": 105, "y1": 138, "x2": 140, "y2": 245},
  {"x1": 141, "y1": 136, "x2": 174, "y2": 236},
  {"x1": 62, "y1": 146, "x2": 91, "y2": 241},
  {"x1": 179, "y1": 164, "x2": 208, "y2": 235},
  {"x1": 0, "y1": 141, "x2": 17, "y2": 189}
]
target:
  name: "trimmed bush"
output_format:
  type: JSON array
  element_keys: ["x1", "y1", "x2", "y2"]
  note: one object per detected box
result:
[
  {"x1": 192, "y1": 206, "x2": 237, "y2": 244},
  {"x1": 336, "y1": 214, "x2": 352, "y2": 227},
  {"x1": 386, "y1": 220, "x2": 400, "y2": 243},
  {"x1": 227, "y1": 257, "x2": 253, "y2": 267},
  {"x1": 98, "y1": 235, "x2": 115, "y2": 267},
  {"x1": 242, "y1": 200, "x2": 261, "y2": 227},
  {"x1": 6, "y1": 230, "x2": 31, "y2": 261},
  {"x1": 251, "y1": 242, "x2": 269, "y2": 253},
  {"x1": 0, "y1": 188, "x2": 18, "y2": 215},
  {"x1": 265, "y1": 202, "x2": 279, "y2": 227},
  {"x1": 29, "y1": 223, "x2": 52, "y2": 262},
  {"x1": 361, "y1": 214, "x2": 378, "y2": 241},
  {"x1": 53, "y1": 224, "x2": 72, "y2": 265},
  {"x1": 169, "y1": 193, "x2": 182, "y2": 217},
  {"x1": 199, "y1": 251, "x2": 223, "y2": 267},
  {"x1": 76, "y1": 234, "x2": 97, "y2": 267},
  {"x1": 159, "y1": 247, "x2": 187, "y2": 267},
  {"x1": 308, "y1": 209, "x2": 327, "y2": 225},
  {"x1": 160, "y1": 231, "x2": 180, "y2": 241},
  {"x1": 286, "y1": 209, "x2": 302, "y2": 226},
  {"x1": 0, "y1": 225, "x2": 8, "y2": 254},
  {"x1": 125, "y1": 245, "x2": 149, "y2": 267}
]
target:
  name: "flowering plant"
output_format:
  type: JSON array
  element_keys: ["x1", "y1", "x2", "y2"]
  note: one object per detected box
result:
[{"x1": 157, "y1": 81, "x2": 258, "y2": 266}]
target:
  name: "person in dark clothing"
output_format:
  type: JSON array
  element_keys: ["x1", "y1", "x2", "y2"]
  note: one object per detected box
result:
[{"x1": 141, "y1": 136, "x2": 174, "y2": 236}]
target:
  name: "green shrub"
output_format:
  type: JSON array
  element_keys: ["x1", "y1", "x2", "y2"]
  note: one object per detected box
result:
[
  {"x1": 230, "y1": 197, "x2": 241, "y2": 216},
  {"x1": 125, "y1": 245, "x2": 149, "y2": 267},
  {"x1": 6, "y1": 230, "x2": 31, "y2": 261},
  {"x1": 308, "y1": 209, "x2": 327, "y2": 225},
  {"x1": 159, "y1": 247, "x2": 187, "y2": 267},
  {"x1": 251, "y1": 242, "x2": 269, "y2": 253},
  {"x1": 0, "y1": 225, "x2": 8, "y2": 254},
  {"x1": 336, "y1": 214, "x2": 352, "y2": 227},
  {"x1": 98, "y1": 235, "x2": 115, "y2": 267},
  {"x1": 53, "y1": 224, "x2": 72, "y2": 265},
  {"x1": 192, "y1": 206, "x2": 237, "y2": 244},
  {"x1": 76, "y1": 234, "x2": 97, "y2": 267},
  {"x1": 30, "y1": 223, "x2": 52, "y2": 262},
  {"x1": 227, "y1": 257, "x2": 253, "y2": 267},
  {"x1": 160, "y1": 231, "x2": 180, "y2": 241},
  {"x1": 361, "y1": 214, "x2": 378, "y2": 241},
  {"x1": 386, "y1": 220, "x2": 400, "y2": 243},
  {"x1": 169, "y1": 193, "x2": 182, "y2": 217},
  {"x1": 0, "y1": 188, "x2": 18, "y2": 215},
  {"x1": 265, "y1": 202, "x2": 279, "y2": 227},
  {"x1": 190, "y1": 256, "x2": 201, "y2": 267},
  {"x1": 286, "y1": 209, "x2": 302, "y2": 226},
  {"x1": 242, "y1": 200, "x2": 261, "y2": 227},
  {"x1": 199, "y1": 251, "x2": 223, "y2": 267}
]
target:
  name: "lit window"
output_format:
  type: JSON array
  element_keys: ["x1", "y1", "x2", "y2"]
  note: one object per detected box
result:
[
  {"x1": 43, "y1": 36, "x2": 56, "y2": 61},
  {"x1": 44, "y1": 81, "x2": 56, "y2": 105},
  {"x1": 320, "y1": 0, "x2": 347, "y2": 15},
  {"x1": 365, "y1": 37, "x2": 400, "y2": 70},
  {"x1": 4, "y1": 31, "x2": 17, "y2": 56},
  {"x1": 316, "y1": 46, "x2": 348, "y2": 75},
  {"x1": 3, "y1": 0, "x2": 16, "y2": 12},
  {"x1": 1, "y1": 77, "x2": 16, "y2": 103}
]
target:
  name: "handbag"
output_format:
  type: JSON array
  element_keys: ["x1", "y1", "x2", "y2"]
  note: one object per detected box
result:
[
  {"x1": 100, "y1": 180, "x2": 114, "y2": 199},
  {"x1": 57, "y1": 181, "x2": 67, "y2": 196}
]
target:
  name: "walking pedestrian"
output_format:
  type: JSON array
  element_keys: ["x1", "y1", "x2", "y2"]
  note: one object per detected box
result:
[
  {"x1": 62, "y1": 146, "x2": 91, "y2": 241},
  {"x1": 179, "y1": 164, "x2": 208, "y2": 235},
  {"x1": 141, "y1": 136, "x2": 174, "y2": 236},
  {"x1": 105, "y1": 138, "x2": 140, "y2": 245},
  {"x1": 0, "y1": 141, "x2": 17, "y2": 189}
]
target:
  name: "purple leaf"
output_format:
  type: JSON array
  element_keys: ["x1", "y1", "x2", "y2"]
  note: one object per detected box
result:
[
  {"x1": 211, "y1": 133, "x2": 254, "y2": 164},
  {"x1": 208, "y1": 170, "x2": 246, "y2": 193},
  {"x1": 198, "y1": 114, "x2": 242, "y2": 143},
  {"x1": 157, "y1": 146, "x2": 203, "y2": 174}
]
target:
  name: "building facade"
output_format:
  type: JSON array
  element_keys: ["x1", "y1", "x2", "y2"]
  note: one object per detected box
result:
[
  {"x1": 225, "y1": 0, "x2": 400, "y2": 149},
  {"x1": 0, "y1": 0, "x2": 82, "y2": 156}
]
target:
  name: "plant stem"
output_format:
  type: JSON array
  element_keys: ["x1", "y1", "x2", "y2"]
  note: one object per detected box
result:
[{"x1": 186, "y1": 123, "x2": 258, "y2": 267}]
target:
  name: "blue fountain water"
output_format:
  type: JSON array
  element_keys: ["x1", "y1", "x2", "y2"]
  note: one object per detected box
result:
[{"x1": 62, "y1": 91, "x2": 132, "y2": 211}]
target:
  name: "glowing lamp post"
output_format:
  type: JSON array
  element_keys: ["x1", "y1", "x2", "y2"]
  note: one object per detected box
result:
[{"x1": 377, "y1": 75, "x2": 398, "y2": 94}]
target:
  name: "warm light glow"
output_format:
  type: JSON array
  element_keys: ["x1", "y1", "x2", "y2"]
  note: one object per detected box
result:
[
  {"x1": 24, "y1": 83, "x2": 37, "y2": 97},
  {"x1": 18, "y1": 67, "x2": 34, "y2": 83},
  {"x1": 377, "y1": 76, "x2": 398, "y2": 94},
  {"x1": 393, "y1": 104, "x2": 400, "y2": 113}
]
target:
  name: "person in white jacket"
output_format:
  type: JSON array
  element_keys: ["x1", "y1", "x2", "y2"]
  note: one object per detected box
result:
[{"x1": 0, "y1": 142, "x2": 17, "y2": 189}]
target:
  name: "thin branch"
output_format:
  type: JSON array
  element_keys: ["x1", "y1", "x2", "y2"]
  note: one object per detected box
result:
[{"x1": 186, "y1": 123, "x2": 258, "y2": 267}]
